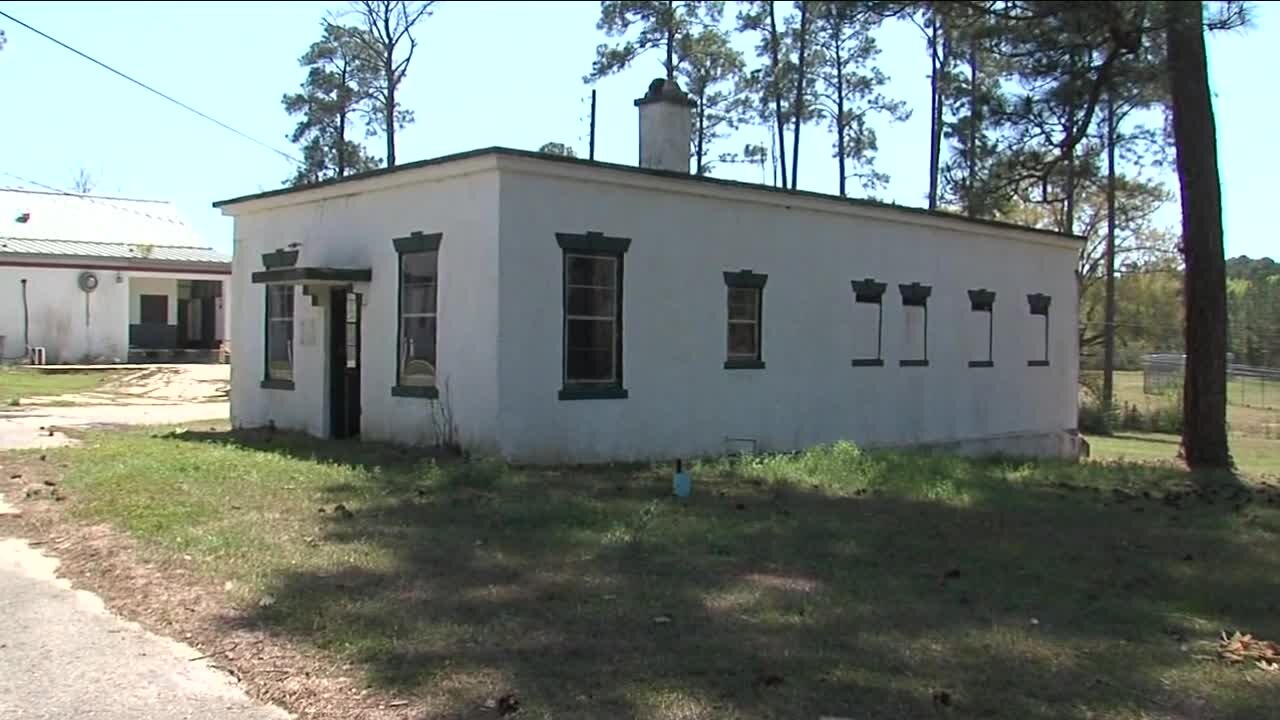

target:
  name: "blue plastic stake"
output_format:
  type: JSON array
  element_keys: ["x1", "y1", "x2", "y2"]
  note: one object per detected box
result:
[{"x1": 673, "y1": 459, "x2": 691, "y2": 498}]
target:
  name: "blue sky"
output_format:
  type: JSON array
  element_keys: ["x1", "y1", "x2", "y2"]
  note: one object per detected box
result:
[{"x1": 0, "y1": 1, "x2": 1274, "y2": 258}]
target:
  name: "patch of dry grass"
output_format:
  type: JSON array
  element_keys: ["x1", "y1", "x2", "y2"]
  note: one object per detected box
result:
[{"x1": 8, "y1": 428, "x2": 1280, "y2": 719}]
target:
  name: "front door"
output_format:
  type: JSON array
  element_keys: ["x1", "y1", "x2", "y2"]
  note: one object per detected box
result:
[{"x1": 329, "y1": 289, "x2": 361, "y2": 438}]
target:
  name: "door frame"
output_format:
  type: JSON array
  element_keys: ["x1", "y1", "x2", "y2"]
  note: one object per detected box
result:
[{"x1": 328, "y1": 288, "x2": 362, "y2": 438}]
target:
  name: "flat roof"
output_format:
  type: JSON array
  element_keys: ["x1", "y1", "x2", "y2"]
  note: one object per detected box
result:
[{"x1": 214, "y1": 146, "x2": 1082, "y2": 243}]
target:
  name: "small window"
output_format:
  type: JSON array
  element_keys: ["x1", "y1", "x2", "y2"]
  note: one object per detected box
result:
[
  {"x1": 968, "y1": 289, "x2": 995, "y2": 368},
  {"x1": 851, "y1": 278, "x2": 886, "y2": 367},
  {"x1": 1028, "y1": 293, "x2": 1051, "y2": 366},
  {"x1": 264, "y1": 285, "x2": 294, "y2": 386},
  {"x1": 139, "y1": 294, "x2": 168, "y2": 324},
  {"x1": 724, "y1": 270, "x2": 767, "y2": 369},
  {"x1": 393, "y1": 231, "x2": 442, "y2": 398},
  {"x1": 899, "y1": 282, "x2": 931, "y2": 367},
  {"x1": 558, "y1": 231, "x2": 631, "y2": 400}
]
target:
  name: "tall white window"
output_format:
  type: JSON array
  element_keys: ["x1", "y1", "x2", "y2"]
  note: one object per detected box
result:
[
  {"x1": 968, "y1": 288, "x2": 995, "y2": 368},
  {"x1": 899, "y1": 282, "x2": 931, "y2": 367},
  {"x1": 724, "y1": 270, "x2": 767, "y2": 370},
  {"x1": 1028, "y1": 293, "x2": 1051, "y2": 366},
  {"x1": 851, "y1": 278, "x2": 886, "y2": 367},
  {"x1": 393, "y1": 231, "x2": 442, "y2": 398},
  {"x1": 265, "y1": 285, "x2": 294, "y2": 385},
  {"x1": 557, "y1": 231, "x2": 630, "y2": 400}
]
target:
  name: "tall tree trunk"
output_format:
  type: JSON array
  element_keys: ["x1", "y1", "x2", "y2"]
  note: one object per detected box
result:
[
  {"x1": 383, "y1": 11, "x2": 396, "y2": 167},
  {"x1": 790, "y1": 1, "x2": 809, "y2": 190},
  {"x1": 927, "y1": 18, "x2": 945, "y2": 210},
  {"x1": 1167, "y1": 0, "x2": 1230, "y2": 469},
  {"x1": 768, "y1": 2, "x2": 788, "y2": 189},
  {"x1": 966, "y1": 39, "x2": 978, "y2": 217},
  {"x1": 1102, "y1": 91, "x2": 1117, "y2": 418},
  {"x1": 696, "y1": 101, "x2": 706, "y2": 174},
  {"x1": 665, "y1": 0, "x2": 675, "y2": 80},
  {"x1": 835, "y1": 39, "x2": 846, "y2": 197},
  {"x1": 337, "y1": 111, "x2": 348, "y2": 177},
  {"x1": 385, "y1": 49, "x2": 396, "y2": 167}
]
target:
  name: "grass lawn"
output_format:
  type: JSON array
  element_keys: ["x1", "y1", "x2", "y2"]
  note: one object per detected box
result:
[
  {"x1": 0, "y1": 366, "x2": 114, "y2": 405},
  {"x1": 9, "y1": 427, "x2": 1280, "y2": 719},
  {"x1": 1089, "y1": 432, "x2": 1280, "y2": 476}
]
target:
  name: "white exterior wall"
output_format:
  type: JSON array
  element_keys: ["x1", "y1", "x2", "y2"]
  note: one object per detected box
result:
[
  {"x1": 0, "y1": 266, "x2": 227, "y2": 363},
  {"x1": 225, "y1": 161, "x2": 501, "y2": 448},
  {"x1": 0, "y1": 265, "x2": 128, "y2": 363},
  {"x1": 128, "y1": 277, "x2": 178, "y2": 324},
  {"x1": 494, "y1": 162, "x2": 1080, "y2": 463}
]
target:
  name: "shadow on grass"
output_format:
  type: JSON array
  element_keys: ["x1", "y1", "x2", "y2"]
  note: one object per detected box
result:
[
  {"x1": 169, "y1": 431, "x2": 1278, "y2": 719},
  {"x1": 165, "y1": 427, "x2": 457, "y2": 471}
]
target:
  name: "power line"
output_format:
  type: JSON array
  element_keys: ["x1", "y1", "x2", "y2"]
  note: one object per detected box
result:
[
  {"x1": 2, "y1": 171, "x2": 189, "y2": 228},
  {"x1": 0, "y1": 10, "x2": 300, "y2": 166}
]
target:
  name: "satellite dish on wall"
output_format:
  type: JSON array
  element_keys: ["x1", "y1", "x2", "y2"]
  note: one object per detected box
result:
[{"x1": 78, "y1": 271, "x2": 100, "y2": 293}]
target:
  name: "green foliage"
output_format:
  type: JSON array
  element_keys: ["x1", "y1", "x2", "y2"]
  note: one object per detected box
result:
[
  {"x1": 342, "y1": 1, "x2": 436, "y2": 167},
  {"x1": 810, "y1": 1, "x2": 909, "y2": 195},
  {"x1": 537, "y1": 142, "x2": 577, "y2": 157},
  {"x1": 676, "y1": 26, "x2": 743, "y2": 174},
  {"x1": 587, "y1": 1, "x2": 725, "y2": 82},
  {"x1": 1226, "y1": 256, "x2": 1280, "y2": 367},
  {"x1": 282, "y1": 22, "x2": 382, "y2": 186}
]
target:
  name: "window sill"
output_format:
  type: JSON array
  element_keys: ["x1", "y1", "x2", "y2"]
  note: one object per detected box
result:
[
  {"x1": 392, "y1": 385, "x2": 438, "y2": 399},
  {"x1": 724, "y1": 359, "x2": 765, "y2": 370},
  {"x1": 1028, "y1": 360, "x2": 1051, "y2": 367},
  {"x1": 899, "y1": 359, "x2": 929, "y2": 367},
  {"x1": 260, "y1": 379, "x2": 294, "y2": 391},
  {"x1": 850, "y1": 358, "x2": 884, "y2": 367},
  {"x1": 559, "y1": 385, "x2": 629, "y2": 401},
  {"x1": 968, "y1": 360, "x2": 995, "y2": 368}
]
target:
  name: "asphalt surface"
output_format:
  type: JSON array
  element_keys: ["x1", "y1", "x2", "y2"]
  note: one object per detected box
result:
[
  {"x1": 0, "y1": 535, "x2": 289, "y2": 720},
  {"x1": 0, "y1": 403, "x2": 229, "y2": 450}
]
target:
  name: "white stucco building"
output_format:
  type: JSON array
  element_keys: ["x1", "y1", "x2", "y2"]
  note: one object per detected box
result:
[
  {"x1": 216, "y1": 79, "x2": 1082, "y2": 463},
  {"x1": 1, "y1": 189, "x2": 230, "y2": 364}
]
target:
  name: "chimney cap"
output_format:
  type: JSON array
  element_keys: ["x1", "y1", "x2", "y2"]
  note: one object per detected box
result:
[{"x1": 634, "y1": 78, "x2": 696, "y2": 108}]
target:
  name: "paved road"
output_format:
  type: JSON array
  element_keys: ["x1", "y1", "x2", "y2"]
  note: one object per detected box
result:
[
  {"x1": 0, "y1": 535, "x2": 289, "y2": 720},
  {"x1": 0, "y1": 403, "x2": 229, "y2": 450}
]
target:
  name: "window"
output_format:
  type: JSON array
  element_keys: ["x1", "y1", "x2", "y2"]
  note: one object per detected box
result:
[
  {"x1": 263, "y1": 285, "x2": 294, "y2": 388},
  {"x1": 1028, "y1": 293, "x2": 1051, "y2": 366},
  {"x1": 139, "y1": 295, "x2": 168, "y2": 324},
  {"x1": 393, "y1": 231, "x2": 442, "y2": 398},
  {"x1": 968, "y1": 288, "x2": 995, "y2": 368},
  {"x1": 724, "y1": 270, "x2": 767, "y2": 369},
  {"x1": 850, "y1": 278, "x2": 886, "y2": 367},
  {"x1": 557, "y1": 231, "x2": 631, "y2": 400},
  {"x1": 899, "y1": 282, "x2": 931, "y2": 367}
]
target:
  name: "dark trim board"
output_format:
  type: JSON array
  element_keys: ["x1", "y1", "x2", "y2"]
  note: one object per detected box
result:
[
  {"x1": 392, "y1": 385, "x2": 439, "y2": 399},
  {"x1": 393, "y1": 231, "x2": 443, "y2": 254},
  {"x1": 0, "y1": 259, "x2": 229, "y2": 275},
  {"x1": 260, "y1": 379, "x2": 294, "y2": 390},
  {"x1": 851, "y1": 358, "x2": 884, "y2": 367},
  {"x1": 724, "y1": 358, "x2": 766, "y2": 370},
  {"x1": 1028, "y1": 360, "x2": 1051, "y2": 367},
  {"x1": 213, "y1": 148, "x2": 1083, "y2": 245},
  {"x1": 251, "y1": 267, "x2": 372, "y2": 285},
  {"x1": 559, "y1": 385, "x2": 629, "y2": 401},
  {"x1": 556, "y1": 231, "x2": 632, "y2": 254},
  {"x1": 969, "y1": 360, "x2": 995, "y2": 368}
]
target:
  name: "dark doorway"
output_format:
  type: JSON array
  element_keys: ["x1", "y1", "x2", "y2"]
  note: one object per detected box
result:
[
  {"x1": 177, "y1": 280, "x2": 222, "y2": 349},
  {"x1": 329, "y1": 288, "x2": 362, "y2": 439}
]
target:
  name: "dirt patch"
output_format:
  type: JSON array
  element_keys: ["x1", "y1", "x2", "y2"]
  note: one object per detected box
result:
[
  {"x1": 1, "y1": 465, "x2": 414, "y2": 720},
  {"x1": 21, "y1": 365, "x2": 229, "y2": 406}
]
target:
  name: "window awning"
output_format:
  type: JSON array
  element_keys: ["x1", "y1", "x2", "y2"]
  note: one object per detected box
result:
[{"x1": 250, "y1": 267, "x2": 372, "y2": 285}]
